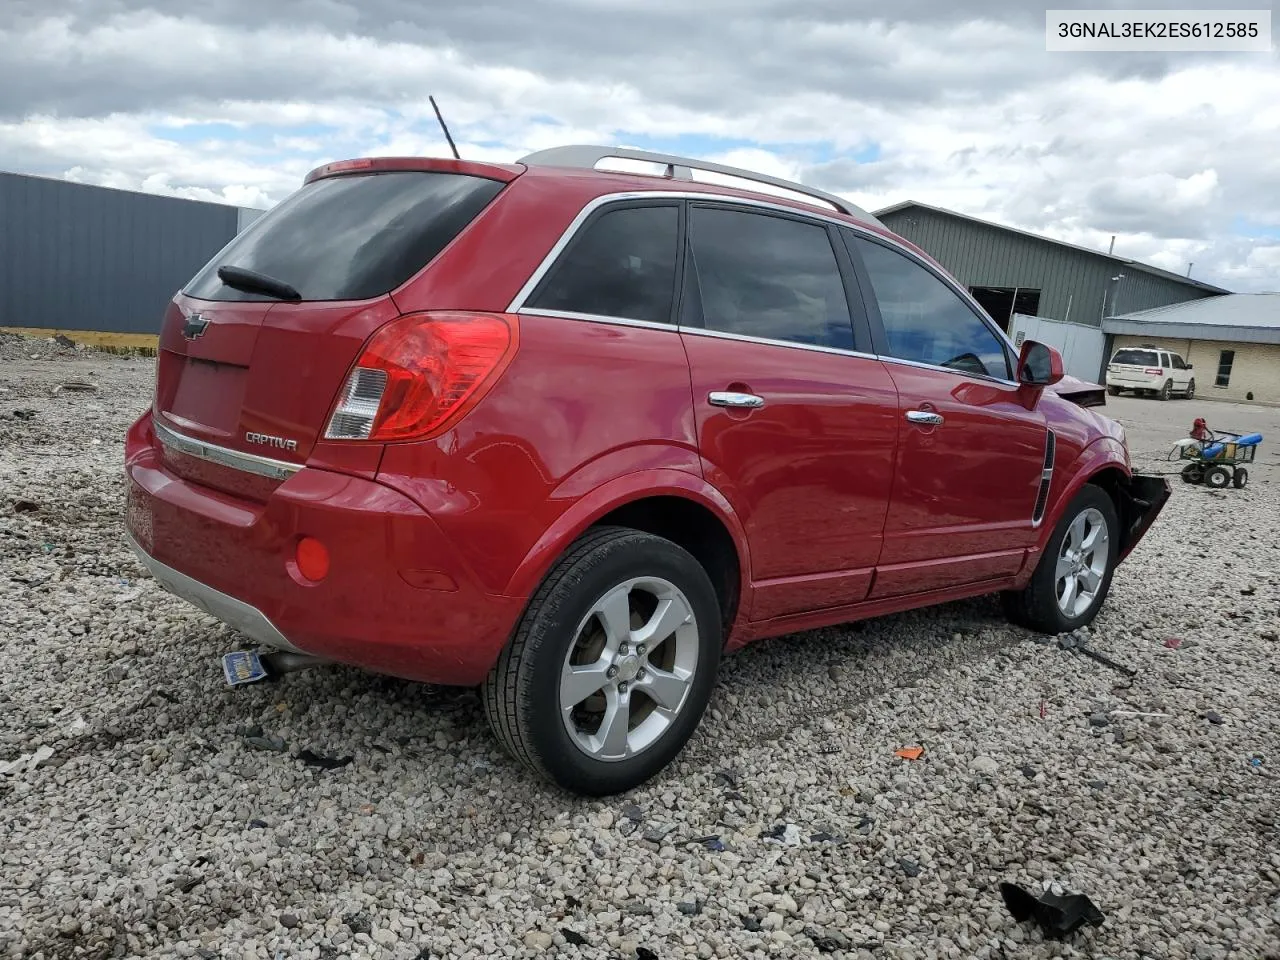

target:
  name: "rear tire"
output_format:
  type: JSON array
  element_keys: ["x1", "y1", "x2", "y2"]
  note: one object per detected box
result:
[
  {"x1": 1185, "y1": 379, "x2": 1196, "y2": 399},
  {"x1": 1107, "y1": 386, "x2": 1121, "y2": 397},
  {"x1": 482, "y1": 526, "x2": 721, "y2": 796},
  {"x1": 1232, "y1": 467, "x2": 1248, "y2": 489},
  {"x1": 1180, "y1": 463, "x2": 1204, "y2": 484},
  {"x1": 1158, "y1": 380, "x2": 1172, "y2": 401},
  {"x1": 1204, "y1": 466, "x2": 1231, "y2": 489},
  {"x1": 1002, "y1": 485, "x2": 1119, "y2": 634}
]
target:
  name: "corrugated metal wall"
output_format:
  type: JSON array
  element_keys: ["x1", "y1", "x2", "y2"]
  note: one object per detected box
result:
[
  {"x1": 879, "y1": 206, "x2": 1216, "y2": 326},
  {"x1": 0, "y1": 172, "x2": 255, "y2": 335}
]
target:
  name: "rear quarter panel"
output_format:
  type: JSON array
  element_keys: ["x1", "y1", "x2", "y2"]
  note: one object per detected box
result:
[{"x1": 376, "y1": 314, "x2": 703, "y2": 597}]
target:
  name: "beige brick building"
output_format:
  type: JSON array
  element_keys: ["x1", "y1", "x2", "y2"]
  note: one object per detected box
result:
[{"x1": 1104, "y1": 294, "x2": 1280, "y2": 405}]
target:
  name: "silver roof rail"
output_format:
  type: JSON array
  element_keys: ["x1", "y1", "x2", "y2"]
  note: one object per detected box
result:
[{"x1": 517, "y1": 144, "x2": 880, "y2": 225}]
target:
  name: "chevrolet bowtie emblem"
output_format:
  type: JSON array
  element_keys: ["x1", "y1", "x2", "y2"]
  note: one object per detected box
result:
[{"x1": 182, "y1": 313, "x2": 211, "y2": 340}]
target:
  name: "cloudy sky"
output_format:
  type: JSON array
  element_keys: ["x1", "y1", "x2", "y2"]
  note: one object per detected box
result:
[{"x1": 2, "y1": 1, "x2": 1278, "y2": 290}]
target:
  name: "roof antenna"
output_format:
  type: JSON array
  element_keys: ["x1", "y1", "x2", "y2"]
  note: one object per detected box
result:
[{"x1": 429, "y1": 95, "x2": 461, "y2": 160}]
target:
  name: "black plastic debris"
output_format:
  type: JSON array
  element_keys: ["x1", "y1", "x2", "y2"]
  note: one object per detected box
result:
[
  {"x1": 856, "y1": 815, "x2": 875, "y2": 836},
  {"x1": 804, "y1": 927, "x2": 851, "y2": 953},
  {"x1": 1088, "y1": 713, "x2": 1110, "y2": 728},
  {"x1": 245, "y1": 735, "x2": 287, "y2": 753},
  {"x1": 1087, "y1": 779, "x2": 1107, "y2": 790},
  {"x1": 715, "y1": 769, "x2": 742, "y2": 789},
  {"x1": 13, "y1": 409, "x2": 36, "y2": 420},
  {"x1": 1205, "y1": 711, "x2": 1224, "y2": 725},
  {"x1": 564, "y1": 895, "x2": 581, "y2": 910},
  {"x1": 177, "y1": 875, "x2": 205, "y2": 894},
  {"x1": 1000, "y1": 881, "x2": 1105, "y2": 940},
  {"x1": 677, "y1": 900, "x2": 701, "y2": 916},
  {"x1": 12, "y1": 500, "x2": 39, "y2": 514},
  {"x1": 642, "y1": 823, "x2": 676, "y2": 843},
  {"x1": 898, "y1": 858, "x2": 921, "y2": 877},
  {"x1": 296, "y1": 749, "x2": 353, "y2": 770},
  {"x1": 620, "y1": 803, "x2": 644, "y2": 821},
  {"x1": 197, "y1": 949, "x2": 218, "y2": 959},
  {"x1": 741, "y1": 914, "x2": 763, "y2": 932},
  {"x1": 810, "y1": 830, "x2": 842, "y2": 843},
  {"x1": 343, "y1": 913, "x2": 372, "y2": 935},
  {"x1": 762, "y1": 823, "x2": 787, "y2": 840},
  {"x1": 53, "y1": 335, "x2": 76, "y2": 348},
  {"x1": 693, "y1": 835, "x2": 725, "y2": 852},
  {"x1": 817, "y1": 743, "x2": 842, "y2": 755},
  {"x1": 560, "y1": 929, "x2": 588, "y2": 946},
  {"x1": 247, "y1": 819, "x2": 269, "y2": 829},
  {"x1": 636, "y1": 949, "x2": 659, "y2": 960},
  {"x1": 1019, "y1": 764, "x2": 1038, "y2": 779}
]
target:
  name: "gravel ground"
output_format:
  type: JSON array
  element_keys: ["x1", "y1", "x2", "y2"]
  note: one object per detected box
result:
[{"x1": 2, "y1": 335, "x2": 1278, "y2": 960}]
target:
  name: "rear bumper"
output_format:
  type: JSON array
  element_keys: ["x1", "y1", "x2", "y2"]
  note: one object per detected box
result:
[
  {"x1": 1105, "y1": 373, "x2": 1161, "y2": 390},
  {"x1": 123, "y1": 414, "x2": 524, "y2": 686}
]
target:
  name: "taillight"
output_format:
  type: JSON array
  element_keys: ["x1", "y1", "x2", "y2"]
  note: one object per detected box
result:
[
  {"x1": 1144, "y1": 367, "x2": 1163, "y2": 375},
  {"x1": 324, "y1": 312, "x2": 519, "y2": 442}
]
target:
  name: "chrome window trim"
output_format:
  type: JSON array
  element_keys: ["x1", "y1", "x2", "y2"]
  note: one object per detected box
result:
[
  {"x1": 155, "y1": 421, "x2": 301, "y2": 480},
  {"x1": 516, "y1": 307, "x2": 678, "y2": 333},
  {"x1": 506, "y1": 190, "x2": 1023, "y2": 385}
]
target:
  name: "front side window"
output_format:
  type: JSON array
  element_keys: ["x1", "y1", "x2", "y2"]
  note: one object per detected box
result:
[
  {"x1": 686, "y1": 206, "x2": 854, "y2": 349},
  {"x1": 851, "y1": 235, "x2": 1011, "y2": 379},
  {"x1": 527, "y1": 204, "x2": 679, "y2": 325}
]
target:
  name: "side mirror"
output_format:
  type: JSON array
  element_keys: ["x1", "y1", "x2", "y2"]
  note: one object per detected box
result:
[{"x1": 1017, "y1": 340, "x2": 1064, "y2": 387}]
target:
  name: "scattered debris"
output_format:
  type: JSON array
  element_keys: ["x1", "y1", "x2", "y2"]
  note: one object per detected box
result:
[
  {"x1": 1088, "y1": 713, "x2": 1110, "y2": 728},
  {"x1": 1087, "y1": 780, "x2": 1107, "y2": 790},
  {"x1": 855, "y1": 815, "x2": 875, "y2": 836},
  {"x1": 804, "y1": 927, "x2": 851, "y2": 953},
  {"x1": 1075, "y1": 645, "x2": 1139, "y2": 677},
  {"x1": 1110, "y1": 710, "x2": 1171, "y2": 719},
  {"x1": 1163, "y1": 636, "x2": 1183, "y2": 649},
  {"x1": 715, "y1": 769, "x2": 741, "y2": 789},
  {"x1": 244, "y1": 735, "x2": 287, "y2": 753},
  {"x1": 620, "y1": 803, "x2": 644, "y2": 822},
  {"x1": 53, "y1": 335, "x2": 76, "y2": 348},
  {"x1": 58, "y1": 379, "x2": 98, "y2": 392},
  {"x1": 1205, "y1": 711, "x2": 1224, "y2": 725},
  {"x1": 11, "y1": 500, "x2": 39, "y2": 514},
  {"x1": 1248, "y1": 756, "x2": 1263, "y2": 769},
  {"x1": 677, "y1": 900, "x2": 701, "y2": 916},
  {"x1": 894, "y1": 746, "x2": 924, "y2": 761},
  {"x1": 762, "y1": 823, "x2": 803, "y2": 846},
  {"x1": 898, "y1": 857, "x2": 921, "y2": 877},
  {"x1": 1019, "y1": 764, "x2": 1038, "y2": 779},
  {"x1": 295, "y1": 749, "x2": 353, "y2": 770},
  {"x1": 691, "y1": 835, "x2": 725, "y2": 852},
  {"x1": 0, "y1": 746, "x2": 55, "y2": 776},
  {"x1": 343, "y1": 913, "x2": 372, "y2": 935},
  {"x1": 1039, "y1": 700, "x2": 1047, "y2": 719},
  {"x1": 817, "y1": 743, "x2": 842, "y2": 755},
  {"x1": 247, "y1": 819, "x2": 269, "y2": 829},
  {"x1": 1241, "y1": 585, "x2": 1256, "y2": 596},
  {"x1": 1000, "y1": 881, "x2": 1105, "y2": 940},
  {"x1": 810, "y1": 830, "x2": 842, "y2": 843},
  {"x1": 636, "y1": 948, "x2": 659, "y2": 960},
  {"x1": 12, "y1": 409, "x2": 36, "y2": 420},
  {"x1": 741, "y1": 915, "x2": 763, "y2": 932},
  {"x1": 642, "y1": 824, "x2": 676, "y2": 843},
  {"x1": 560, "y1": 929, "x2": 589, "y2": 946},
  {"x1": 177, "y1": 875, "x2": 205, "y2": 894}
]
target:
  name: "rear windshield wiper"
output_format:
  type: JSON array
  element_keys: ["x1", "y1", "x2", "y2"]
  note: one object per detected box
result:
[{"x1": 217, "y1": 265, "x2": 302, "y2": 301}]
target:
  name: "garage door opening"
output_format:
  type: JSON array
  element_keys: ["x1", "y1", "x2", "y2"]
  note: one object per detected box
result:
[{"x1": 969, "y1": 287, "x2": 1041, "y2": 332}]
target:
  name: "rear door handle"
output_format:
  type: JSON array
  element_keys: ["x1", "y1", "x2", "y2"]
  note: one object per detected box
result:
[
  {"x1": 709, "y1": 391, "x2": 765, "y2": 409},
  {"x1": 905, "y1": 410, "x2": 944, "y2": 426}
]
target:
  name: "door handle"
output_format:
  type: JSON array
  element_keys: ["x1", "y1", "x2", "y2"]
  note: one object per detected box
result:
[
  {"x1": 709, "y1": 391, "x2": 765, "y2": 409},
  {"x1": 905, "y1": 410, "x2": 944, "y2": 426}
]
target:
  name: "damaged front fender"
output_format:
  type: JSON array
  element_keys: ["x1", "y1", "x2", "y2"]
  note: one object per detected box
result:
[{"x1": 1114, "y1": 473, "x2": 1171, "y2": 562}]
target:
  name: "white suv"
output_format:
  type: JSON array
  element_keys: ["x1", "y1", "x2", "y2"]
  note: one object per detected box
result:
[{"x1": 1105, "y1": 346, "x2": 1195, "y2": 400}]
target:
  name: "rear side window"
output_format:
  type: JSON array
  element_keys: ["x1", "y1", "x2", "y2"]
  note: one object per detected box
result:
[
  {"x1": 185, "y1": 172, "x2": 504, "y2": 302},
  {"x1": 527, "y1": 204, "x2": 679, "y2": 325},
  {"x1": 850, "y1": 235, "x2": 1010, "y2": 380},
  {"x1": 687, "y1": 207, "x2": 854, "y2": 349},
  {"x1": 1112, "y1": 349, "x2": 1159, "y2": 365}
]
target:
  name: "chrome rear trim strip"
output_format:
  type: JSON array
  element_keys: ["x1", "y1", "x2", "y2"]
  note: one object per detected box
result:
[{"x1": 155, "y1": 421, "x2": 301, "y2": 480}]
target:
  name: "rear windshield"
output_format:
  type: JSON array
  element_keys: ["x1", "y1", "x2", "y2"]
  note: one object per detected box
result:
[
  {"x1": 1112, "y1": 349, "x2": 1159, "y2": 365},
  {"x1": 185, "y1": 172, "x2": 504, "y2": 302}
]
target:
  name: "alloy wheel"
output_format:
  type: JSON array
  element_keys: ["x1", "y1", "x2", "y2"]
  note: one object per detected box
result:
[{"x1": 1055, "y1": 507, "x2": 1110, "y2": 617}]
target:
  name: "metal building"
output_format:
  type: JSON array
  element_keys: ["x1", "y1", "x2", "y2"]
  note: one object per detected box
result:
[
  {"x1": 0, "y1": 171, "x2": 263, "y2": 337},
  {"x1": 876, "y1": 201, "x2": 1228, "y2": 334}
]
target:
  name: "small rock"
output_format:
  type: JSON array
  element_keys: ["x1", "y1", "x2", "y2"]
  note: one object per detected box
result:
[
  {"x1": 343, "y1": 913, "x2": 372, "y2": 935},
  {"x1": 642, "y1": 824, "x2": 676, "y2": 843},
  {"x1": 677, "y1": 901, "x2": 701, "y2": 916},
  {"x1": 898, "y1": 858, "x2": 921, "y2": 877},
  {"x1": 548, "y1": 830, "x2": 572, "y2": 845},
  {"x1": 1018, "y1": 764, "x2": 1037, "y2": 779},
  {"x1": 621, "y1": 803, "x2": 644, "y2": 822},
  {"x1": 828, "y1": 664, "x2": 845, "y2": 681},
  {"x1": 372, "y1": 927, "x2": 398, "y2": 947},
  {"x1": 805, "y1": 927, "x2": 851, "y2": 953},
  {"x1": 280, "y1": 914, "x2": 300, "y2": 929},
  {"x1": 1089, "y1": 713, "x2": 1110, "y2": 727},
  {"x1": 523, "y1": 931, "x2": 554, "y2": 951},
  {"x1": 244, "y1": 735, "x2": 287, "y2": 753},
  {"x1": 1205, "y1": 711, "x2": 1224, "y2": 725},
  {"x1": 1088, "y1": 779, "x2": 1107, "y2": 790},
  {"x1": 970, "y1": 756, "x2": 999, "y2": 776},
  {"x1": 741, "y1": 915, "x2": 763, "y2": 932},
  {"x1": 626, "y1": 902, "x2": 653, "y2": 917}
]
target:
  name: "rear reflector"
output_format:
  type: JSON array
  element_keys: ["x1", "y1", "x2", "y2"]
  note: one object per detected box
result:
[
  {"x1": 325, "y1": 312, "x2": 519, "y2": 442},
  {"x1": 295, "y1": 537, "x2": 330, "y2": 582}
]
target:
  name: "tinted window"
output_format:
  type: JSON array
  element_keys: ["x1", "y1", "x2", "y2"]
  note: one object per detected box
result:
[
  {"x1": 852, "y1": 236, "x2": 1010, "y2": 379},
  {"x1": 1112, "y1": 349, "x2": 1159, "y2": 365},
  {"x1": 1171, "y1": 354, "x2": 1186, "y2": 369},
  {"x1": 528, "y1": 205, "x2": 678, "y2": 325},
  {"x1": 688, "y1": 207, "x2": 853, "y2": 349},
  {"x1": 185, "y1": 172, "x2": 503, "y2": 302}
]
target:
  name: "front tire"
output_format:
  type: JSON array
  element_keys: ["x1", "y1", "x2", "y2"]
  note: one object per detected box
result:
[
  {"x1": 1107, "y1": 386, "x2": 1121, "y2": 397},
  {"x1": 482, "y1": 526, "x2": 722, "y2": 796},
  {"x1": 1002, "y1": 485, "x2": 1119, "y2": 634},
  {"x1": 1204, "y1": 465, "x2": 1231, "y2": 489}
]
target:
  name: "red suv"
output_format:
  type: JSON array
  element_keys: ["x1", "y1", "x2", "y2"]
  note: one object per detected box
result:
[{"x1": 123, "y1": 146, "x2": 1169, "y2": 794}]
